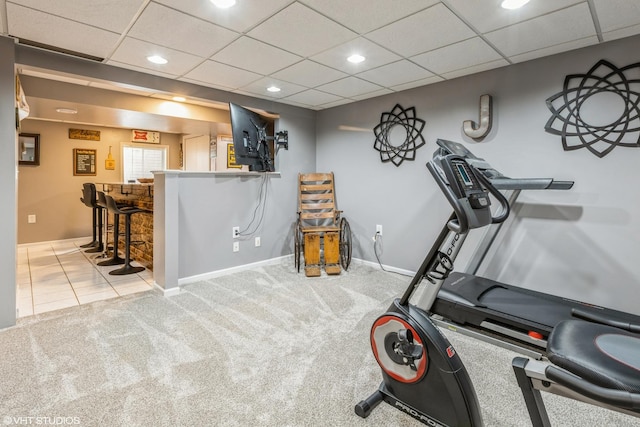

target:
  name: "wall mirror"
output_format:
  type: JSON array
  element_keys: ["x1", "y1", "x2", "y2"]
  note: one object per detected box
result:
[{"x1": 18, "y1": 133, "x2": 40, "y2": 166}]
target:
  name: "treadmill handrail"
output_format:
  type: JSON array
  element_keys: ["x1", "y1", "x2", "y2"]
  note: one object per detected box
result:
[
  {"x1": 490, "y1": 178, "x2": 574, "y2": 191},
  {"x1": 476, "y1": 171, "x2": 510, "y2": 225},
  {"x1": 427, "y1": 160, "x2": 469, "y2": 234}
]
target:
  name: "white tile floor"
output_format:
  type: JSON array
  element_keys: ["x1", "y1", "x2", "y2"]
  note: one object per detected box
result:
[{"x1": 16, "y1": 238, "x2": 154, "y2": 317}]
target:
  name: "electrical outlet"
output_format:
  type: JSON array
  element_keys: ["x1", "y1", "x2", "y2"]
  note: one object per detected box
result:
[
  {"x1": 233, "y1": 226, "x2": 240, "y2": 238},
  {"x1": 233, "y1": 241, "x2": 239, "y2": 252},
  {"x1": 255, "y1": 237, "x2": 261, "y2": 247},
  {"x1": 28, "y1": 214, "x2": 36, "y2": 224},
  {"x1": 376, "y1": 224, "x2": 383, "y2": 236}
]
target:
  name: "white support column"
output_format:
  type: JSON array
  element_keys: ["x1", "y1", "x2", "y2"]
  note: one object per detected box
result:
[{"x1": 152, "y1": 171, "x2": 180, "y2": 296}]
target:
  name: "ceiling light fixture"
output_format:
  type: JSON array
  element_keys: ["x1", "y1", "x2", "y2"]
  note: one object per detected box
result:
[
  {"x1": 210, "y1": 0, "x2": 236, "y2": 8},
  {"x1": 501, "y1": 0, "x2": 530, "y2": 9},
  {"x1": 147, "y1": 55, "x2": 168, "y2": 65},
  {"x1": 172, "y1": 96, "x2": 186, "y2": 102},
  {"x1": 347, "y1": 54, "x2": 365, "y2": 64},
  {"x1": 267, "y1": 86, "x2": 281, "y2": 93},
  {"x1": 55, "y1": 108, "x2": 78, "y2": 114}
]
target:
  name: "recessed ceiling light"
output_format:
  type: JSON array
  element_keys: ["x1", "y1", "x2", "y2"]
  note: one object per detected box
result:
[
  {"x1": 147, "y1": 55, "x2": 168, "y2": 65},
  {"x1": 55, "y1": 108, "x2": 78, "y2": 114},
  {"x1": 210, "y1": 0, "x2": 236, "y2": 8},
  {"x1": 172, "y1": 96, "x2": 186, "y2": 102},
  {"x1": 501, "y1": 0, "x2": 530, "y2": 9},
  {"x1": 267, "y1": 86, "x2": 281, "y2": 93},
  {"x1": 347, "y1": 54, "x2": 365, "y2": 64}
]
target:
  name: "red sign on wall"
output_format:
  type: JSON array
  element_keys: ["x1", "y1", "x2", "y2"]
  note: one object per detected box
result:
[{"x1": 132, "y1": 130, "x2": 160, "y2": 143}]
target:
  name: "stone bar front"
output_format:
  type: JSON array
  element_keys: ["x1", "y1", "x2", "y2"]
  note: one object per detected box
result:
[{"x1": 96, "y1": 182, "x2": 154, "y2": 270}]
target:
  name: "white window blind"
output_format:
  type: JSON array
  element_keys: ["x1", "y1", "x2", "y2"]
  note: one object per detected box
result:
[{"x1": 122, "y1": 144, "x2": 167, "y2": 182}]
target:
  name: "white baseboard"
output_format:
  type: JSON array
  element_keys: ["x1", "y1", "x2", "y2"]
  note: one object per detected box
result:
[
  {"x1": 154, "y1": 281, "x2": 181, "y2": 297},
  {"x1": 18, "y1": 236, "x2": 94, "y2": 247},
  {"x1": 177, "y1": 255, "x2": 292, "y2": 286},
  {"x1": 352, "y1": 257, "x2": 415, "y2": 277}
]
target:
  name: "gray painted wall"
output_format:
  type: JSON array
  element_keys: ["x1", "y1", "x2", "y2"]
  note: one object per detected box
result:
[
  {"x1": 4, "y1": 34, "x2": 640, "y2": 327},
  {"x1": 173, "y1": 110, "x2": 317, "y2": 280},
  {"x1": 6, "y1": 42, "x2": 318, "y2": 326},
  {"x1": 315, "y1": 34, "x2": 640, "y2": 316},
  {"x1": 0, "y1": 36, "x2": 17, "y2": 328}
]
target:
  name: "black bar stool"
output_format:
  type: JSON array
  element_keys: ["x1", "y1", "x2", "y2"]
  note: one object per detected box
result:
[
  {"x1": 104, "y1": 194, "x2": 145, "y2": 275},
  {"x1": 79, "y1": 184, "x2": 96, "y2": 248},
  {"x1": 96, "y1": 191, "x2": 125, "y2": 266},
  {"x1": 80, "y1": 183, "x2": 103, "y2": 253}
]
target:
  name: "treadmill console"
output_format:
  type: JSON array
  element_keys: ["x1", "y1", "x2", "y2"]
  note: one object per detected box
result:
[
  {"x1": 427, "y1": 153, "x2": 510, "y2": 234},
  {"x1": 442, "y1": 158, "x2": 490, "y2": 210},
  {"x1": 435, "y1": 138, "x2": 574, "y2": 191}
]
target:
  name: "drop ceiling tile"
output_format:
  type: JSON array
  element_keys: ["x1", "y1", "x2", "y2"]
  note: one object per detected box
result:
[
  {"x1": 238, "y1": 77, "x2": 307, "y2": 99},
  {"x1": 179, "y1": 76, "x2": 233, "y2": 92},
  {"x1": 484, "y1": 3, "x2": 596, "y2": 57},
  {"x1": 211, "y1": 36, "x2": 302, "y2": 75},
  {"x1": 109, "y1": 37, "x2": 205, "y2": 76},
  {"x1": 7, "y1": 3, "x2": 120, "y2": 58},
  {"x1": 317, "y1": 98, "x2": 355, "y2": 109},
  {"x1": 106, "y1": 60, "x2": 181, "y2": 79},
  {"x1": 299, "y1": 0, "x2": 437, "y2": 34},
  {"x1": 277, "y1": 98, "x2": 315, "y2": 109},
  {"x1": 508, "y1": 36, "x2": 598, "y2": 64},
  {"x1": 351, "y1": 88, "x2": 394, "y2": 101},
  {"x1": 154, "y1": 0, "x2": 294, "y2": 32},
  {"x1": 183, "y1": 60, "x2": 262, "y2": 89},
  {"x1": 391, "y1": 75, "x2": 444, "y2": 92},
  {"x1": 411, "y1": 37, "x2": 504, "y2": 75},
  {"x1": 270, "y1": 60, "x2": 347, "y2": 88},
  {"x1": 7, "y1": 0, "x2": 145, "y2": 32},
  {"x1": 440, "y1": 59, "x2": 509, "y2": 80},
  {"x1": 127, "y1": 3, "x2": 239, "y2": 57},
  {"x1": 357, "y1": 60, "x2": 434, "y2": 87},
  {"x1": 446, "y1": 0, "x2": 583, "y2": 34},
  {"x1": 316, "y1": 76, "x2": 383, "y2": 98},
  {"x1": 593, "y1": 0, "x2": 640, "y2": 33},
  {"x1": 365, "y1": 3, "x2": 476, "y2": 57},
  {"x1": 283, "y1": 89, "x2": 343, "y2": 107},
  {"x1": 248, "y1": 2, "x2": 358, "y2": 57},
  {"x1": 602, "y1": 23, "x2": 640, "y2": 42},
  {"x1": 310, "y1": 37, "x2": 401, "y2": 74}
]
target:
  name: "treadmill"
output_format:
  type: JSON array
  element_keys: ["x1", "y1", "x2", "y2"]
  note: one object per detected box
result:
[{"x1": 423, "y1": 139, "x2": 640, "y2": 350}]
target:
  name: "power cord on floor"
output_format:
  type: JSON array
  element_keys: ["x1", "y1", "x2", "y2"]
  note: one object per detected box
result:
[{"x1": 373, "y1": 232, "x2": 413, "y2": 277}]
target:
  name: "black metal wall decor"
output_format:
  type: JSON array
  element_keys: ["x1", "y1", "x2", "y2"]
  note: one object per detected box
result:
[
  {"x1": 373, "y1": 104, "x2": 426, "y2": 166},
  {"x1": 545, "y1": 59, "x2": 640, "y2": 158}
]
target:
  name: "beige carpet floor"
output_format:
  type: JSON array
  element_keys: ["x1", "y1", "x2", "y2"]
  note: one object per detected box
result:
[{"x1": 1, "y1": 261, "x2": 637, "y2": 426}]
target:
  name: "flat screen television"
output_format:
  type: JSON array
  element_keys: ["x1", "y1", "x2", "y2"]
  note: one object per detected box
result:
[{"x1": 229, "y1": 103, "x2": 274, "y2": 172}]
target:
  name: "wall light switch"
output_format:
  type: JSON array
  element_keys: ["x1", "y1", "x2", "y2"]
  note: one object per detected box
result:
[{"x1": 28, "y1": 214, "x2": 36, "y2": 224}]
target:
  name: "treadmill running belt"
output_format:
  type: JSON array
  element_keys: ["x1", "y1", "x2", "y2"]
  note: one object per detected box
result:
[{"x1": 479, "y1": 287, "x2": 573, "y2": 328}]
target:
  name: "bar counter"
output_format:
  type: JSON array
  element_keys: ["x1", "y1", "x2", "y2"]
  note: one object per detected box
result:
[{"x1": 96, "y1": 182, "x2": 154, "y2": 270}]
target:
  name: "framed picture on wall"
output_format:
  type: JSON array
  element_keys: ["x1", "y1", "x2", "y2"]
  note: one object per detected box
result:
[
  {"x1": 18, "y1": 133, "x2": 40, "y2": 166},
  {"x1": 73, "y1": 148, "x2": 96, "y2": 176}
]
